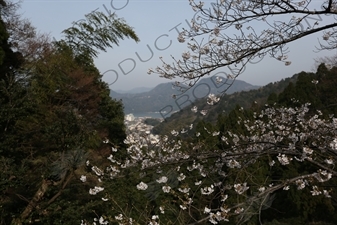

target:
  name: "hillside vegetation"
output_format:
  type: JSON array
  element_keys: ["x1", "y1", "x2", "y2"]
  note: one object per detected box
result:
[
  {"x1": 153, "y1": 74, "x2": 298, "y2": 135},
  {"x1": 145, "y1": 64, "x2": 337, "y2": 224},
  {"x1": 2, "y1": 0, "x2": 337, "y2": 224}
]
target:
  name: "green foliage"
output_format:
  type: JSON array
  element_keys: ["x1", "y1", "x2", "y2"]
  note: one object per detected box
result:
[
  {"x1": 144, "y1": 118, "x2": 162, "y2": 127},
  {"x1": 277, "y1": 64, "x2": 337, "y2": 116},
  {"x1": 142, "y1": 64, "x2": 337, "y2": 225},
  {"x1": 0, "y1": 4, "x2": 138, "y2": 224},
  {"x1": 61, "y1": 10, "x2": 139, "y2": 59},
  {"x1": 215, "y1": 65, "x2": 337, "y2": 225}
]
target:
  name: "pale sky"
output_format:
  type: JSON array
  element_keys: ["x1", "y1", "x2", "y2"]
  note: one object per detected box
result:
[{"x1": 19, "y1": 0, "x2": 336, "y2": 91}]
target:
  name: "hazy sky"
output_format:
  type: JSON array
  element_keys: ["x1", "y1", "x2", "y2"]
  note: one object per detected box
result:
[{"x1": 20, "y1": 0, "x2": 336, "y2": 91}]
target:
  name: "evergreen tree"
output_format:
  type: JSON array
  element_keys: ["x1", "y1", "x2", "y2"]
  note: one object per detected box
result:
[{"x1": 0, "y1": 2, "x2": 139, "y2": 224}]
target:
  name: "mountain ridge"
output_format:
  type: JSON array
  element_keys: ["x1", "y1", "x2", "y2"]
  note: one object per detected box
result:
[
  {"x1": 110, "y1": 76, "x2": 260, "y2": 114},
  {"x1": 115, "y1": 86, "x2": 154, "y2": 94},
  {"x1": 152, "y1": 74, "x2": 299, "y2": 135}
]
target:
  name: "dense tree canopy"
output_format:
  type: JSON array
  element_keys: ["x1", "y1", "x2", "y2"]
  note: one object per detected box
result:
[
  {"x1": 91, "y1": 64, "x2": 337, "y2": 225},
  {"x1": 0, "y1": 1, "x2": 139, "y2": 224}
]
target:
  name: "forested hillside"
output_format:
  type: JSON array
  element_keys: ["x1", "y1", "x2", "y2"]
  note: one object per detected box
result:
[
  {"x1": 212, "y1": 64, "x2": 337, "y2": 224},
  {"x1": 83, "y1": 62, "x2": 337, "y2": 225},
  {"x1": 152, "y1": 74, "x2": 297, "y2": 135},
  {"x1": 117, "y1": 63, "x2": 337, "y2": 225},
  {"x1": 0, "y1": 1, "x2": 139, "y2": 224},
  {"x1": 2, "y1": 0, "x2": 337, "y2": 225}
]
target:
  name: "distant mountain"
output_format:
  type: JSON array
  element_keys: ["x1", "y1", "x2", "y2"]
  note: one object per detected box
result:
[
  {"x1": 114, "y1": 87, "x2": 153, "y2": 94},
  {"x1": 152, "y1": 74, "x2": 299, "y2": 135},
  {"x1": 110, "y1": 83, "x2": 184, "y2": 114},
  {"x1": 110, "y1": 76, "x2": 260, "y2": 114}
]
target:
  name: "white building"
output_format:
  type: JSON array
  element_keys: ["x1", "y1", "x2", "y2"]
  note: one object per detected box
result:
[{"x1": 125, "y1": 113, "x2": 135, "y2": 122}]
